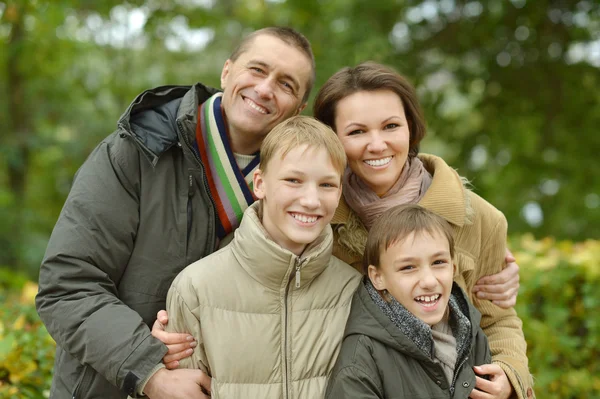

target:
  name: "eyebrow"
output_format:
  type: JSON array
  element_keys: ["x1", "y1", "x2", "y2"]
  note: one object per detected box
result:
[
  {"x1": 286, "y1": 169, "x2": 340, "y2": 181},
  {"x1": 248, "y1": 60, "x2": 300, "y2": 92},
  {"x1": 393, "y1": 251, "x2": 450, "y2": 264},
  {"x1": 342, "y1": 115, "x2": 404, "y2": 130}
]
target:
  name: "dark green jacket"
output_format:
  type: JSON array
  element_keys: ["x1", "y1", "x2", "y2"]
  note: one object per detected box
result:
[
  {"x1": 36, "y1": 83, "x2": 220, "y2": 398},
  {"x1": 325, "y1": 281, "x2": 492, "y2": 399}
]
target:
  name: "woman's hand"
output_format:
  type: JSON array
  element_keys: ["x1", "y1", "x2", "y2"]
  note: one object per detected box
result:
[
  {"x1": 472, "y1": 249, "x2": 520, "y2": 309},
  {"x1": 469, "y1": 364, "x2": 513, "y2": 399},
  {"x1": 151, "y1": 310, "x2": 196, "y2": 369}
]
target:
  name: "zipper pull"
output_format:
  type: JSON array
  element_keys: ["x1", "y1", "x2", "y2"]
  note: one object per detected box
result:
[{"x1": 295, "y1": 262, "x2": 301, "y2": 288}]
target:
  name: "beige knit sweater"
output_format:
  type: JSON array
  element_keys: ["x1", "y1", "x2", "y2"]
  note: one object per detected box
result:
[{"x1": 331, "y1": 153, "x2": 535, "y2": 399}]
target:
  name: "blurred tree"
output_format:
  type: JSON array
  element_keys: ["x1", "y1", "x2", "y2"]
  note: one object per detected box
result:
[{"x1": 0, "y1": 0, "x2": 598, "y2": 277}]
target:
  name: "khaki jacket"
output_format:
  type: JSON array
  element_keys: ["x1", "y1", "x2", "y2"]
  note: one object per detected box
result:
[
  {"x1": 331, "y1": 154, "x2": 534, "y2": 399},
  {"x1": 166, "y1": 203, "x2": 362, "y2": 399}
]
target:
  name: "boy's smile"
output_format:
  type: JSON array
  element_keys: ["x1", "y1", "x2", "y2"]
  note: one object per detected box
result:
[
  {"x1": 369, "y1": 230, "x2": 454, "y2": 326},
  {"x1": 253, "y1": 145, "x2": 342, "y2": 256}
]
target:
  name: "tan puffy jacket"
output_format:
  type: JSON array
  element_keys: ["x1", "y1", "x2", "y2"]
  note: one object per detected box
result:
[{"x1": 166, "y1": 203, "x2": 362, "y2": 398}]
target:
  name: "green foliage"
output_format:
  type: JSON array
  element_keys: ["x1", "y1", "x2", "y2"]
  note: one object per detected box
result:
[
  {"x1": 512, "y1": 235, "x2": 600, "y2": 398},
  {"x1": 0, "y1": 276, "x2": 55, "y2": 399}
]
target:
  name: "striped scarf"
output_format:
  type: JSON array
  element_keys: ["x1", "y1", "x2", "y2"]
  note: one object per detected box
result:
[{"x1": 193, "y1": 92, "x2": 259, "y2": 240}]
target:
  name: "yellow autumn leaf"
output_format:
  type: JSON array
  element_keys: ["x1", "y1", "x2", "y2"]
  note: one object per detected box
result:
[
  {"x1": 20, "y1": 281, "x2": 39, "y2": 305},
  {"x1": 12, "y1": 314, "x2": 25, "y2": 331}
]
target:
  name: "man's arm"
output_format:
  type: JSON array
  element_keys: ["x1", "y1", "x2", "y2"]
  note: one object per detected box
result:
[{"x1": 35, "y1": 134, "x2": 167, "y2": 395}]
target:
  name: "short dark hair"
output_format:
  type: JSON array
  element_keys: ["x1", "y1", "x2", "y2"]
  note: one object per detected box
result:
[
  {"x1": 313, "y1": 61, "x2": 427, "y2": 160},
  {"x1": 229, "y1": 27, "x2": 315, "y2": 103},
  {"x1": 363, "y1": 204, "x2": 455, "y2": 272}
]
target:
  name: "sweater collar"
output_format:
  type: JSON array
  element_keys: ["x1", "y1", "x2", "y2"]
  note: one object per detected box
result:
[
  {"x1": 230, "y1": 202, "x2": 333, "y2": 292},
  {"x1": 332, "y1": 153, "x2": 469, "y2": 227}
]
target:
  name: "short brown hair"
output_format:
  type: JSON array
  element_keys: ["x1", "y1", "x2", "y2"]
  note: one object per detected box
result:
[
  {"x1": 230, "y1": 27, "x2": 315, "y2": 103},
  {"x1": 259, "y1": 116, "x2": 346, "y2": 179},
  {"x1": 313, "y1": 61, "x2": 426, "y2": 159},
  {"x1": 364, "y1": 204, "x2": 455, "y2": 272}
]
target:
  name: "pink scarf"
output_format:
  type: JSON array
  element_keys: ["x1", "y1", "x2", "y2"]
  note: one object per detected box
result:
[{"x1": 342, "y1": 157, "x2": 433, "y2": 229}]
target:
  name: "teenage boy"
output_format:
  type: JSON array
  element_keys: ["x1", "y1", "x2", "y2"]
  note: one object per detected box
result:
[
  {"x1": 164, "y1": 116, "x2": 362, "y2": 398},
  {"x1": 326, "y1": 204, "x2": 492, "y2": 399},
  {"x1": 36, "y1": 27, "x2": 315, "y2": 399}
]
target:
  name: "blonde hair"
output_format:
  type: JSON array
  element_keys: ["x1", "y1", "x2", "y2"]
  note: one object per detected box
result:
[{"x1": 259, "y1": 116, "x2": 346, "y2": 178}]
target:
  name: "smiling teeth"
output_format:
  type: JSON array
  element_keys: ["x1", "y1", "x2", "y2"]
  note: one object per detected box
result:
[
  {"x1": 245, "y1": 98, "x2": 268, "y2": 114},
  {"x1": 415, "y1": 294, "x2": 440, "y2": 303},
  {"x1": 292, "y1": 213, "x2": 318, "y2": 223},
  {"x1": 364, "y1": 157, "x2": 392, "y2": 167}
]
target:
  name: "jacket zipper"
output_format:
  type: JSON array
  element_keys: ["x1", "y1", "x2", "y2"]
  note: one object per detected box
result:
[
  {"x1": 283, "y1": 258, "x2": 306, "y2": 398},
  {"x1": 449, "y1": 356, "x2": 468, "y2": 396},
  {"x1": 71, "y1": 365, "x2": 91, "y2": 399},
  {"x1": 177, "y1": 120, "x2": 217, "y2": 254}
]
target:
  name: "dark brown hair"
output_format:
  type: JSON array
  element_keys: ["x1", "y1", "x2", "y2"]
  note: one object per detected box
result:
[
  {"x1": 363, "y1": 204, "x2": 455, "y2": 272},
  {"x1": 229, "y1": 27, "x2": 315, "y2": 103},
  {"x1": 313, "y1": 61, "x2": 426, "y2": 159}
]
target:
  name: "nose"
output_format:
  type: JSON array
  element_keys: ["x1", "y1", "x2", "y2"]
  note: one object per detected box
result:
[
  {"x1": 255, "y1": 77, "x2": 275, "y2": 99},
  {"x1": 366, "y1": 131, "x2": 387, "y2": 153},
  {"x1": 419, "y1": 267, "x2": 437, "y2": 290},
  {"x1": 299, "y1": 184, "x2": 320, "y2": 210}
]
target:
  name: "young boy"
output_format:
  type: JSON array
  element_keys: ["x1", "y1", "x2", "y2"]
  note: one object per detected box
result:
[
  {"x1": 163, "y1": 116, "x2": 361, "y2": 398},
  {"x1": 325, "y1": 204, "x2": 492, "y2": 399}
]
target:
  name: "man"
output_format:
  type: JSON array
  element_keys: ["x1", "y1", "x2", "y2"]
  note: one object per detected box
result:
[{"x1": 36, "y1": 27, "x2": 315, "y2": 399}]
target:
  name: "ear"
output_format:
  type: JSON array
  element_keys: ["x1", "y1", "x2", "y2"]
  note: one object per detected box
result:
[
  {"x1": 253, "y1": 169, "x2": 266, "y2": 199},
  {"x1": 220, "y1": 59, "x2": 232, "y2": 89},
  {"x1": 367, "y1": 265, "x2": 386, "y2": 291},
  {"x1": 295, "y1": 101, "x2": 307, "y2": 115},
  {"x1": 452, "y1": 262, "x2": 457, "y2": 277}
]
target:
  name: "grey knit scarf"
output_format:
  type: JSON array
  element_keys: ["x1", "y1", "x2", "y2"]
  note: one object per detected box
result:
[{"x1": 364, "y1": 280, "x2": 472, "y2": 377}]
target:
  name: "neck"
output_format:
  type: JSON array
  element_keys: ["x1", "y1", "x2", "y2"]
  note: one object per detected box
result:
[{"x1": 227, "y1": 123, "x2": 262, "y2": 155}]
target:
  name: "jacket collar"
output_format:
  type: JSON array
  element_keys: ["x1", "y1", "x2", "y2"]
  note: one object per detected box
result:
[
  {"x1": 230, "y1": 203, "x2": 333, "y2": 292},
  {"x1": 332, "y1": 154, "x2": 469, "y2": 227},
  {"x1": 117, "y1": 83, "x2": 219, "y2": 165},
  {"x1": 347, "y1": 279, "x2": 481, "y2": 362}
]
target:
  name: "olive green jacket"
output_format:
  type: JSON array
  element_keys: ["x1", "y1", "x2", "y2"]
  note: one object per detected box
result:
[
  {"x1": 36, "y1": 84, "x2": 220, "y2": 398},
  {"x1": 326, "y1": 281, "x2": 491, "y2": 398}
]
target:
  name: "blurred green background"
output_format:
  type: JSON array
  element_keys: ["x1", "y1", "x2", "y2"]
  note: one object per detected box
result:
[{"x1": 0, "y1": 0, "x2": 599, "y2": 398}]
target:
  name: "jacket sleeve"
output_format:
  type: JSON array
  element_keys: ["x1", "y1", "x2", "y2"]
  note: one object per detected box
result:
[
  {"x1": 325, "y1": 366, "x2": 382, "y2": 399},
  {"x1": 35, "y1": 133, "x2": 167, "y2": 395},
  {"x1": 472, "y1": 212, "x2": 535, "y2": 399},
  {"x1": 165, "y1": 275, "x2": 209, "y2": 374}
]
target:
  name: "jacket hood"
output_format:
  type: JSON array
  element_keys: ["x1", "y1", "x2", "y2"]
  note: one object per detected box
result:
[
  {"x1": 345, "y1": 278, "x2": 482, "y2": 362},
  {"x1": 117, "y1": 83, "x2": 220, "y2": 165},
  {"x1": 230, "y1": 202, "x2": 334, "y2": 292}
]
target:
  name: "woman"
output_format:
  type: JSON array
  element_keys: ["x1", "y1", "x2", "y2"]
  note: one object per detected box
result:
[{"x1": 313, "y1": 62, "x2": 534, "y2": 399}]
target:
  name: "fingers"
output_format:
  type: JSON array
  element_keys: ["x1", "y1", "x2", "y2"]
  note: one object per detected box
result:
[
  {"x1": 475, "y1": 264, "x2": 516, "y2": 286},
  {"x1": 474, "y1": 363, "x2": 503, "y2": 377},
  {"x1": 491, "y1": 296, "x2": 517, "y2": 309},
  {"x1": 157, "y1": 309, "x2": 169, "y2": 325},
  {"x1": 504, "y1": 248, "x2": 516, "y2": 263},
  {"x1": 154, "y1": 328, "x2": 195, "y2": 345},
  {"x1": 164, "y1": 360, "x2": 180, "y2": 370},
  {"x1": 468, "y1": 377, "x2": 494, "y2": 399},
  {"x1": 197, "y1": 369, "x2": 212, "y2": 394},
  {"x1": 163, "y1": 344, "x2": 196, "y2": 364}
]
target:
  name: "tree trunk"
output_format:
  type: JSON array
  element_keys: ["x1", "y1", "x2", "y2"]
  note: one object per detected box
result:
[{"x1": 3, "y1": 4, "x2": 29, "y2": 268}]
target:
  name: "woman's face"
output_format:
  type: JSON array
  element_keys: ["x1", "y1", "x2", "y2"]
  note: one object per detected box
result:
[{"x1": 334, "y1": 90, "x2": 410, "y2": 196}]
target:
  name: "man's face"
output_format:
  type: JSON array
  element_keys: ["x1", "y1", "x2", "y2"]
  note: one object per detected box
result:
[
  {"x1": 253, "y1": 145, "x2": 342, "y2": 256},
  {"x1": 220, "y1": 34, "x2": 312, "y2": 153},
  {"x1": 368, "y1": 230, "x2": 454, "y2": 326}
]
